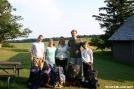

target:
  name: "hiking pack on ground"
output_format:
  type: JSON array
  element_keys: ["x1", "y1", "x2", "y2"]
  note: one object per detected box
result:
[
  {"x1": 27, "y1": 64, "x2": 65, "y2": 89},
  {"x1": 41, "y1": 65, "x2": 52, "y2": 88},
  {"x1": 27, "y1": 66, "x2": 39, "y2": 84},
  {"x1": 83, "y1": 70, "x2": 99, "y2": 89},
  {"x1": 66, "y1": 62, "x2": 80, "y2": 85},
  {"x1": 27, "y1": 66, "x2": 43, "y2": 89},
  {"x1": 50, "y1": 66, "x2": 65, "y2": 88},
  {"x1": 41, "y1": 64, "x2": 65, "y2": 88}
]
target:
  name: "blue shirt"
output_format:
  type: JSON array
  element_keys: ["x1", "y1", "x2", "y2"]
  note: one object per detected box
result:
[{"x1": 45, "y1": 47, "x2": 56, "y2": 64}]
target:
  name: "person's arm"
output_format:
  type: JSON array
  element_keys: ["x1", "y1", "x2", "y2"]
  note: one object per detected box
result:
[
  {"x1": 55, "y1": 45, "x2": 58, "y2": 57},
  {"x1": 30, "y1": 43, "x2": 34, "y2": 61},
  {"x1": 66, "y1": 44, "x2": 70, "y2": 51},
  {"x1": 81, "y1": 50, "x2": 87, "y2": 63},
  {"x1": 81, "y1": 39, "x2": 83, "y2": 46},
  {"x1": 68, "y1": 40, "x2": 70, "y2": 47},
  {"x1": 42, "y1": 43, "x2": 45, "y2": 62},
  {"x1": 67, "y1": 40, "x2": 71, "y2": 51},
  {"x1": 44, "y1": 47, "x2": 47, "y2": 61},
  {"x1": 89, "y1": 49, "x2": 93, "y2": 64}
]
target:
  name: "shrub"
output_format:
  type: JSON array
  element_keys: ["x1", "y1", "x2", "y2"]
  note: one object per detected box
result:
[{"x1": 2, "y1": 41, "x2": 16, "y2": 48}]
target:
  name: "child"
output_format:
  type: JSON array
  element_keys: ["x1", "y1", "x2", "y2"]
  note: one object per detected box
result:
[{"x1": 81, "y1": 41, "x2": 93, "y2": 79}]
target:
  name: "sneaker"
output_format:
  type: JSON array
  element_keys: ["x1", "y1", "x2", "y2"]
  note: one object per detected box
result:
[
  {"x1": 54, "y1": 82, "x2": 63, "y2": 88},
  {"x1": 44, "y1": 84, "x2": 53, "y2": 88}
]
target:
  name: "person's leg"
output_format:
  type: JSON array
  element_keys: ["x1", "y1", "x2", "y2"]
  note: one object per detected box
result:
[
  {"x1": 90, "y1": 64, "x2": 93, "y2": 70},
  {"x1": 39, "y1": 58, "x2": 44, "y2": 70},
  {"x1": 70, "y1": 58, "x2": 77, "y2": 64},
  {"x1": 33, "y1": 58, "x2": 39, "y2": 67},
  {"x1": 76, "y1": 58, "x2": 82, "y2": 83},
  {"x1": 38, "y1": 58, "x2": 44, "y2": 79},
  {"x1": 61, "y1": 59, "x2": 67, "y2": 74},
  {"x1": 55, "y1": 58, "x2": 60, "y2": 66},
  {"x1": 83, "y1": 62, "x2": 87, "y2": 79}
]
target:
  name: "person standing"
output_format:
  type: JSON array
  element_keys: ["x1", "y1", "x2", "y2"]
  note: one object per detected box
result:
[
  {"x1": 81, "y1": 41, "x2": 93, "y2": 79},
  {"x1": 55, "y1": 36, "x2": 69, "y2": 74},
  {"x1": 68, "y1": 29, "x2": 83, "y2": 84},
  {"x1": 45, "y1": 39, "x2": 56, "y2": 67},
  {"x1": 30, "y1": 35, "x2": 45, "y2": 77}
]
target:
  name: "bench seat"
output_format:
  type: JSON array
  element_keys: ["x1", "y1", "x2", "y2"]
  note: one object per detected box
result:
[
  {"x1": 0, "y1": 68, "x2": 23, "y2": 89},
  {"x1": 0, "y1": 74, "x2": 16, "y2": 77},
  {"x1": 0, "y1": 74, "x2": 16, "y2": 89}
]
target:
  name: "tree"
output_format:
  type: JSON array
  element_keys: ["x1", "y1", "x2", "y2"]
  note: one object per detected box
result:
[
  {"x1": 92, "y1": 0, "x2": 134, "y2": 51},
  {"x1": 89, "y1": 35, "x2": 105, "y2": 53},
  {"x1": 0, "y1": 0, "x2": 32, "y2": 48}
]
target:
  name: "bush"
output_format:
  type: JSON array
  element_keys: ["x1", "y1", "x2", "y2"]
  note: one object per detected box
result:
[{"x1": 2, "y1": 41, "x2": 16, "y2": 48}]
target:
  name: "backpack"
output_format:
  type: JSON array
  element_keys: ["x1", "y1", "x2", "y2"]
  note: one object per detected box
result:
[
  {"x1": 66, "y1": 63, "x2": 80, "y2": 82},
  {"x1": 50, "y1": 66, "x2": 65, "y2": 88},
  {"x1": 83, "y1": 70, "x2": 99, "y2": 89},
  {"x1": 27, "y1": 66, "x2": 39, "y2": 83},
  {"x1": 41, "y1": 65, "x2": 51, "y2": 84}
]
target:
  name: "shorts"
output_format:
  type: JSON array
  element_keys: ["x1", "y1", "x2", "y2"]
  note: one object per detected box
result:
[{"x1": 33, "y1": 57, "x2": 44, "y2": 70}]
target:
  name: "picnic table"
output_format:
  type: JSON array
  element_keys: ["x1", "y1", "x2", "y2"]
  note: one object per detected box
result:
[{"x1": 0, "y1": 61, "x2": 22, "y2": 89}]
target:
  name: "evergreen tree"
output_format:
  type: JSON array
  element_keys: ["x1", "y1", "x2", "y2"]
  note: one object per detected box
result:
[{"x1": 92, "y1": 0, "x2": 134, "y2": 50}]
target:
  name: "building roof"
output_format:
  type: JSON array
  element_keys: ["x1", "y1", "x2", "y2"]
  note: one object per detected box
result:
[{"x1": 108, "y1": 15, "x2": 134, "y2": 41}]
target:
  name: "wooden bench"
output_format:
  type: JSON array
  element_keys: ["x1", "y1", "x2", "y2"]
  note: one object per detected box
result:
[
  {"x1": 0, "y1": 74, "x2": 17, "y2": 89},
  {"x1": 0, "y1": 67, "x2": 23, "y2": 76}
]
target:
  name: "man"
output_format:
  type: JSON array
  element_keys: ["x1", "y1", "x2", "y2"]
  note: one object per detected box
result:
[
  {"x1": 68, "y1": 29, "x2": 83, "y2": 84},
  {"x1": 30, "y1": 35, "x2": 45, "y2": 77}
]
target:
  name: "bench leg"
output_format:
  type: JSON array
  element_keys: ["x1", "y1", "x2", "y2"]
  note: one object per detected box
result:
[
  {"x1": 18, "y1": 69, "x2": 19, "y2": 77},
  {"x1": 7, "y1": 77, "x2": 16, "y2": 89},
  {"x1": 7, "y1": 77, "x2": 10, "y2": 89}
]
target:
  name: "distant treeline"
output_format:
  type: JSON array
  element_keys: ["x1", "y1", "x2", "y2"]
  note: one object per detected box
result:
[{"x1": 8, "y1": 35, "x2": 100, "y2": 43}]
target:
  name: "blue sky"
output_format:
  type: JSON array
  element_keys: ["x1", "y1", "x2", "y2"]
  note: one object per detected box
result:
[{"x1": 8, "y1": 0, "x2": 106, "y2": 39}]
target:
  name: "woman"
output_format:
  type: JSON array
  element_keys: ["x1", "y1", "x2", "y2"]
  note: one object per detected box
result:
[
  {"x1": 55, "y1": 36, "x2": 69, "y2": 74},
  {"x1": 45, "y1": 39, "x2": 56, "y2": 67}
]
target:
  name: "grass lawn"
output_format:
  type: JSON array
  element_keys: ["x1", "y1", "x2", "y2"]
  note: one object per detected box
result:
[{"x1": 0, "y1": 42, "x2": 134, "y2": 89}]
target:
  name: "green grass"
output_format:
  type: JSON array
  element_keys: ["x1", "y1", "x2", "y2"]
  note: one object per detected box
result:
[{"x1": 0, "y1": 42, "x2": 134, "y2": 89}]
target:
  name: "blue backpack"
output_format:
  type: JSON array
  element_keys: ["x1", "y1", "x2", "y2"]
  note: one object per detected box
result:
[
  {"x1": 83, "y1": 70, "x2": 99, "y2": 89},
  {"x1": 27, "y1": 66, "x2": 39, "y2": 83}
]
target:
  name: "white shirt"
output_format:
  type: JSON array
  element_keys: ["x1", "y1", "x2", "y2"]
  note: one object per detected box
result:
[
  {"x1": 81, "y1": 48, "x2": 93, "y2": 64},
  {"x1": 30, "y1": 42, "x2": 45, "y2": 58},
  {"x1": 56, "y1": 44, "x2": 69, "y2": 59}
]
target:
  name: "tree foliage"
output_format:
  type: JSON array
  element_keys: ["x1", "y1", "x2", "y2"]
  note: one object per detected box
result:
[
  {"x1": 91, "y1": 0, "x2": 134, "y2": 51},
  {"x1": 0, "y1": 0, "x2": 32, "y2": 47},
  {"x1": 89, "y1": 35, "x2": 105, "y2": 53}
]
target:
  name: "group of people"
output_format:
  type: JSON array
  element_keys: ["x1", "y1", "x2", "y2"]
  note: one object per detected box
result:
[{"x1": 30, "y1": 29, "x2": 93, "y2": 85}]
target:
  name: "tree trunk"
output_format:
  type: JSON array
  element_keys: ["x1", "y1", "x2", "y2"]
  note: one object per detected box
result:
[
  {"x1": 0, "y1": 43, "x2": 2, "y2": 48},
  {"x1": 0, "y1": 40, "x2": 2, "y2": 48}
]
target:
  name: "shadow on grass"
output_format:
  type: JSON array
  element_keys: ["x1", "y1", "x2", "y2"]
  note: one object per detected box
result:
[
  {"x1": 6, "y1": 52, "x2": 31, "y2": 69},
  {"x1": 8, "y1": 48, "x2": 29, "y2": 52},
  {"x1": 0, "y1": 77, "x2": 29, "y2": 89},
  {"x1": 1, "y1": 48, "x2": 30, "y2": 52},
  {"x1": 1, "y1": 51, "x2": 134, "y2": 89},
  {"x1": 0, "y1": 52, "x2": 32, "y2": 89},
  {"x1": 93, "y1": 51, "x2": 134, "y2": 82}
]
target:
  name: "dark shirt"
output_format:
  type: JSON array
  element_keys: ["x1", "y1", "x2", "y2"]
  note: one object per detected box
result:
[{"x1": 68, "y1": 38, "x2": 83, "y2": 58}]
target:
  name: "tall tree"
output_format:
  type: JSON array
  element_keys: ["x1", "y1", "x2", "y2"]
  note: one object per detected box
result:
[
  {"x1": 91, "y1": 0, "x2": 134, "y2": 50},
  {"x1": 0, "y1": 0, "x2": 32, "y2": 48}
]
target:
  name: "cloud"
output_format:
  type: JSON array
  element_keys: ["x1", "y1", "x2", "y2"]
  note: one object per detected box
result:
[
  {"x1": 8, "y1": 0, "x2": 105, "y2": 38},
  {"x1": 9, "y1": 0, "x2": 63, "y2": 23},
  {"x1": 8, "y1": 0, "x2": 64, "y2": 38}
]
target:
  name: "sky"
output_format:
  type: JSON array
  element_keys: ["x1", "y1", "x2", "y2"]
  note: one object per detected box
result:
[{"x1": 8, "y1": 0, "x2": 106, "y2": 39}]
